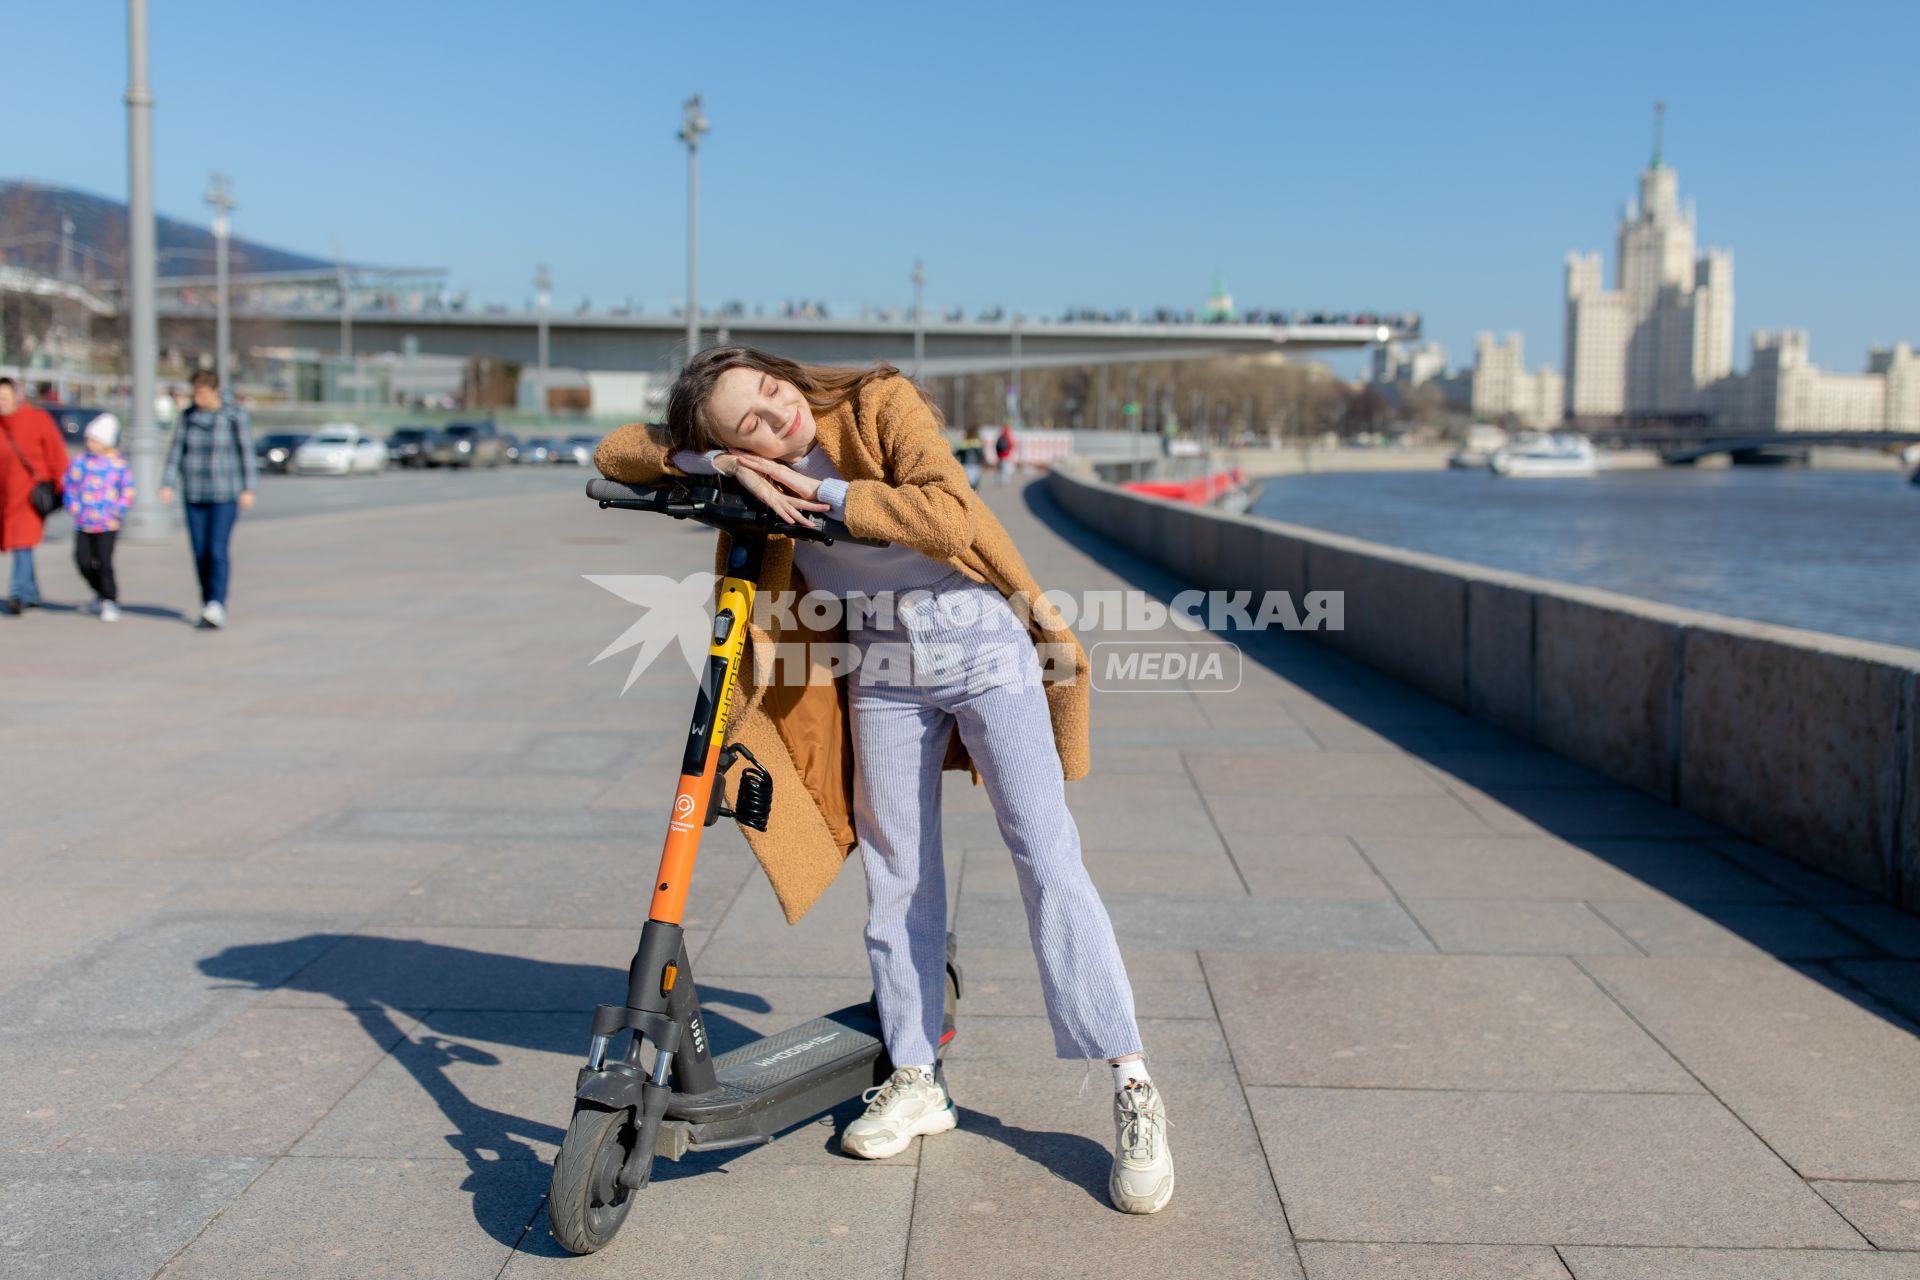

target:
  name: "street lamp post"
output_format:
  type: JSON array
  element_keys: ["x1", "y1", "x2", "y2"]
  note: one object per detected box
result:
[
  {"x1": 1009, "y1": 313, "x2": 1023, "y2": 426},
  {"x1": 534, "y1": 263, "x2": 551, "y2": 410},
  {"x1": 123, "y1": 0, "x2": 167, "y2": 542},
  {"x1": 911, "y1": 258, "x2": 925, "y2": 380},
  {"x1": 679, "y1": 94, "x2": 709, "y2": 365},
  {"x1": 57, "y1": 217, "x2": 76, "y2": 399},
  {"x1": 205, "y1": 172, "x2": 234, "y2": 392},
  {"x1": 1128, "y1": 365, "x2": 1142, "y2": 464},
  {"x1": 337, "y1": 262, "x2": 351, "y2": 355}
]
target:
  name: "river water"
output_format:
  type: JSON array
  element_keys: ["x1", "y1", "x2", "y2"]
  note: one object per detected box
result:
[{"x1": 1246, "y1": 467, "x2": 1918, "y2": 651}]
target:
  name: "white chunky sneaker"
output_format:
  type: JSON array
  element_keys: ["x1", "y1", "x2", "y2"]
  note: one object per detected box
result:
[
  {"x1": 199, "y1": 601, "x2": 226, "y2": 629},
  {"x1": 99, "y1": 601, "x2": 120, "y2": 623},
  {"x1": 1109, "y1": 1082, "x2": 1175, "y2": 1214},
  {"x1": 839, "y1": 1067, "x2": 956, "y2": 1159}
]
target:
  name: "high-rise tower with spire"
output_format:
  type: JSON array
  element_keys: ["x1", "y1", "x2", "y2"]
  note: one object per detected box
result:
[
  {"x1": 1202, "y1": 274, "x2": 1236, "y2": 322},
  {"x1": 1563, "y1": 105, "x2": 1734, "y2": 420}
]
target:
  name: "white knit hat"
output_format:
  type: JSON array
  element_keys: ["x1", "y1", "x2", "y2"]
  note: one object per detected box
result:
[{"x1": 84, "y1": 413, "x2": 120, "y2": 447}]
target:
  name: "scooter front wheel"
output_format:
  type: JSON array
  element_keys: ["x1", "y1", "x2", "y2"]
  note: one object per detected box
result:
[{"x1": 548, "y1": 1101, "x2": 640, "y2": 1254}]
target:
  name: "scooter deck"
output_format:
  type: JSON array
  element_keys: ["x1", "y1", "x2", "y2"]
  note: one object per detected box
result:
[{"x1": 657, "y1": 1002, "x2": 888, "y2": 1157}]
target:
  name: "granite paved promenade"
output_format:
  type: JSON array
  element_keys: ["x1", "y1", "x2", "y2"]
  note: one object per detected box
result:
[{"x1": 3, "y1": 471, "x2": 1919, "y2": 1279}]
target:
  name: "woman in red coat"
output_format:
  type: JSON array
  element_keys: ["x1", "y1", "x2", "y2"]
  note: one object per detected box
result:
[{"x1": 0, "y1": 377, "x2": 69, "y2": 614}]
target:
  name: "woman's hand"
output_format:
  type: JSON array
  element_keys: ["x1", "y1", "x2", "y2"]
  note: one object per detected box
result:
[{"x1": 723, "y1": 454, "x2": 829, "y2": 525}]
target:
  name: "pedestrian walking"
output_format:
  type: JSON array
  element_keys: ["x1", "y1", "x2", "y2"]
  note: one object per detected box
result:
[
  {"x1": 63, "y1": 413, "x2": 135, "y2": 622},
  {"x1": 0, "y1": 376, "x2": 68, "y2": 616},
  {"x1": 595, "y1": 347, "x2": 1175, "y2": 1215},
  {"x1": 994, "y1": 423, "x2": 1015, "y2": 485},
  {"x1": 159, "y1": 369, "x2": 256, "y2": 629},
  {"x1": 957, "y1": 425, "x2": 986, "y2": 488}
]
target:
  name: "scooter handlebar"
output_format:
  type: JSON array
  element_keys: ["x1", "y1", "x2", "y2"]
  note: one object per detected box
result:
[{"x1": 585, "y1": 477, "x2": 889, "y2": 548}]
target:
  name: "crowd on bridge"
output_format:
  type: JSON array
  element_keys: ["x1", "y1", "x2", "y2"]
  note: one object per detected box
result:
[
  {"x1": 1053, "y1": 306, "x2": 1421, "y2": 329},
  {"x1": 155, "y1": 283, "x2": 1421, "y2": 336}
]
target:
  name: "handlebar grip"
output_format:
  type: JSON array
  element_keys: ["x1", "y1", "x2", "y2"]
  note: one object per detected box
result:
[
  {"x1": 584, "y1": 477, "x2": 890, "y2": 548},
  {"x1": 585, "y1": 478, "x2": 667, "y2": 506}
]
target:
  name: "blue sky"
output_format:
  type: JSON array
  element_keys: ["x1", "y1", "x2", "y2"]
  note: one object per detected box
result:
[{"x1": 10, "y1": 0, "x2": 1916, "y2": 375}]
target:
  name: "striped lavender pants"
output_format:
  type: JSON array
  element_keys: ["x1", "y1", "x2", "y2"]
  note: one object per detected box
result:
[{"x1": 847, "y1": 571, "x2": 1141, "y2": 1068}]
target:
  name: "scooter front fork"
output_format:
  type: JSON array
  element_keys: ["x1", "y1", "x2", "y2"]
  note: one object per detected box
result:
[
  {"x1": 578, "y1": 919, "x2": 702, "y2": 1081},
  {"x1": 585, "y1": 1034, "x2": 612, "y2": 1071},
  {"x1": 583, "y1": 1027, "x2": 681, "y2": 1076},
  {"x1": 618, "y1": 1077, "x2": 672, "y2": 1190},
  {"x1": 574, "y1": 920, "x2": 716, "y2": 1189}
]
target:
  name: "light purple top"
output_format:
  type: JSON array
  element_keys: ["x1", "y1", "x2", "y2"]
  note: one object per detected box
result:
[{"x1": 671, "y1": 448, "x2": 953, "y2": 599}]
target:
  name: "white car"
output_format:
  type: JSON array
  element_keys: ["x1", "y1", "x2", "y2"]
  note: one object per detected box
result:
[{"x1": 292, "y1": 425, "x2": 388, "y2": 475}]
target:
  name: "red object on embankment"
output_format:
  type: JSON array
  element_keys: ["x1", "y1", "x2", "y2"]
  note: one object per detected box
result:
[{"x1": 1120, "y1": 467, "x2": 1247, "y2": 505}]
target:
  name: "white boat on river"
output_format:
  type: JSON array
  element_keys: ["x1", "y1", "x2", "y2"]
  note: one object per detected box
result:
[
  {"x1": 1449, "y1": 423, "x2": 1509, "y2": 470},
  {"x1": 1490, "y1": 431, "x2": 1599, "y2": 477}
]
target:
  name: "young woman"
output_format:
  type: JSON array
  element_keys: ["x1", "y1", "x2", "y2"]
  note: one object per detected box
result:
[{"x1": 595, "y1": 347, "x2": 1174, "y2": 1214}]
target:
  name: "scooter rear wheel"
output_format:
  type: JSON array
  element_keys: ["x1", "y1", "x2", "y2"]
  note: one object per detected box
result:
[{"x1": 548, "y1": 1101, "x2": 638, "y2": 1254}]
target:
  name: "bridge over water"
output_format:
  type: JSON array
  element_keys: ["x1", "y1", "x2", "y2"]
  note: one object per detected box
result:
[
  {"x1": 152, "y1": 302, "x2": 1421, "y2": 376},
  {"x1": 1654, "y1": 431, "x2": 1920, "y2": 464}
]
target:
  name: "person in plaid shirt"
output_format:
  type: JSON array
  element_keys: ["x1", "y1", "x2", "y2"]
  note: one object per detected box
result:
[
  {"x1": 63, "y1": 413, "x2": 136, "y2": 622},
  {"x1": 160, "y1": 369, "x2": 255, "y2": 629}
]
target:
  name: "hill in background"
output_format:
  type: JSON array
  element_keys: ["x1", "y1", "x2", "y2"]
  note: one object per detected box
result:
[{"x1": 0, "y1": 180, "x2": 336, "y2": 284}]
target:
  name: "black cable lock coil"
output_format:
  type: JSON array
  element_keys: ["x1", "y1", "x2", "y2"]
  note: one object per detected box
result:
[{"x1": 731, "y1": 758, "x2": 772, "y2": 832}]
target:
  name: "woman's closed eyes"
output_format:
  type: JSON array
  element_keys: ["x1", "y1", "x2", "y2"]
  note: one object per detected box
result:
[{"x1": 737, "y1": 377, "x2": 783, "y2": 436}]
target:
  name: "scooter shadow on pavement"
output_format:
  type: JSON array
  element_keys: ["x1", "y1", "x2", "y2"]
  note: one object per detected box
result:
[{"x1": 198, "y1": 935, "x2": 775, "y2": 1248}]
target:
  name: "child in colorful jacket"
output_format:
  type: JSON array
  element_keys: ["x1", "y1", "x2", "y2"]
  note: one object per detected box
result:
[{"x1": 63, "y1": 413, "x2": 136, "y2": 622}]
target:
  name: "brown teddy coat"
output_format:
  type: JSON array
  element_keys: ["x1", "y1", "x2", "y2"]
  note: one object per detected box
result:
[{"x1": 594, "y1": 374, "x2": 1090, "y2": 924}]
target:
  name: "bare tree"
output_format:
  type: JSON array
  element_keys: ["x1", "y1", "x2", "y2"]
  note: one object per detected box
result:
[{"x1": 918, "y1": 353, "x2": 1373, "y2": 444}]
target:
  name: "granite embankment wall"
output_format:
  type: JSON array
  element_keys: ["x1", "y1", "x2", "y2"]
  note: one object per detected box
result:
[{"x1": 1049, "y1": 459, "x2": 1920, "y2": 910}]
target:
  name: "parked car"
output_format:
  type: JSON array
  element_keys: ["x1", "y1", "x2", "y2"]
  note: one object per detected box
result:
[
  {"x1": 499, "y1": 433, "x2": 523, "y2": 464},
  {"x1": 520, "y1": 436, "x2": 560, "y2": 464},
  {"x1": 385, "y1": 426, "x2": 437, "y2": 469},
  {"x1": 427, "y1": 420, "x2": 507, "y2": 468},
  {"x1": 292, "y1": 424, "x2": 387, "y2": 475},
  {"x1": 255, "y1": 432, "x2": 311, "y2": 474},
  {"x1": 561, "y1": 433, "x2": 601, "y2": 465}
]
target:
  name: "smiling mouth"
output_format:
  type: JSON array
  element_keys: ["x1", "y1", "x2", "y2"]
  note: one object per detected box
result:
[{"x1": 782, "y1": 408, "x2": 800, "y2": 439}]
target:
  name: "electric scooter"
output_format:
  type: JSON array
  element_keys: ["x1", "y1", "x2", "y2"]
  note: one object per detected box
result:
[{"x1": 547, "y1": 475, "x2": 962, "y2": 1255}]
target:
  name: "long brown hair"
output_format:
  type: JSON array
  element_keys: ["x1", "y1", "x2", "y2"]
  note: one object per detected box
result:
[{"x1": 664, "y1": 346, "x2": 942, "y2": 453}]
